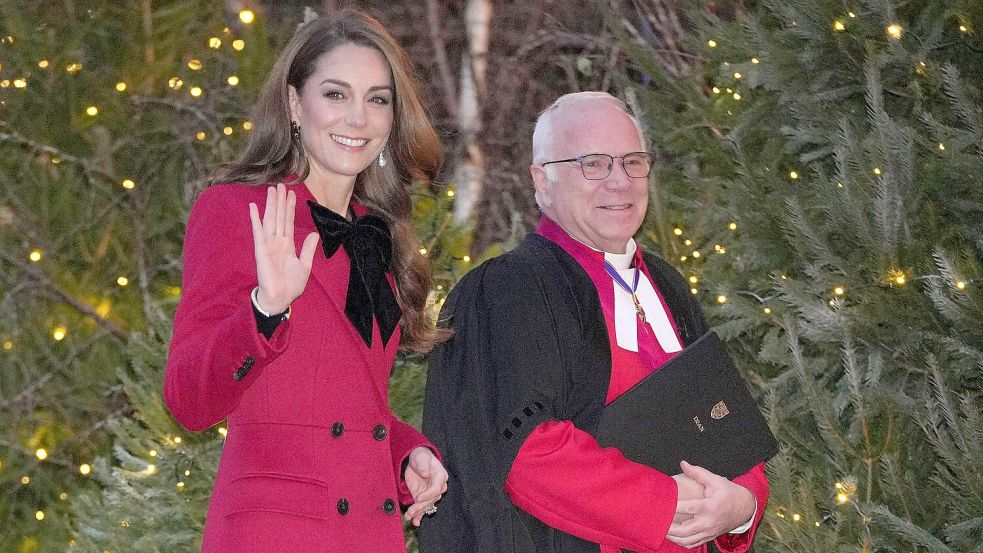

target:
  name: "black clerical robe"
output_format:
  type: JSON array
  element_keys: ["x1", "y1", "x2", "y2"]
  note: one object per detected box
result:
[{"x1": 419, "y1": 232, "x2": 709, "y2": 552}]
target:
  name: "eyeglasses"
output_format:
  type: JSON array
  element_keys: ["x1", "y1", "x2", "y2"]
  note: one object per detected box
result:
[{"x1": 540, "y1": 152, "x2": 655, "y2": 180}]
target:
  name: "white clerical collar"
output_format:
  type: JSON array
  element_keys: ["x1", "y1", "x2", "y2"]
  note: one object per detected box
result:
[
  {"x1": 604, "y1": 239, "x2": 636, "y2": 270},
  {"x1": 568, "y1": 236, "x2": 637, "y2": 269},
  {"x1": 589, "y1": 238, "x2": 682, "y2": 355}
]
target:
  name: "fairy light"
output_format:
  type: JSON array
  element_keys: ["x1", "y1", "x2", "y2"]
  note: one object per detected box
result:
[
  {"x1": 2, "y1": 341, "x2": 11, "y2": 350},
  {"x1": 208, "y1": 37, "x2": 222, "y2": 49},
  {"x1": 65, "y1": 62, "x2": 82, "y2": 73},
  {"x1": 227, "y1": 75, "x2": 239, "y2": 86},
  {"x1": 792, "y1": 513, "x2": 802, "y2": 522},
  {"x1": 789, "y1": 170, "x2": 799, "y2": 179},
  {"x1": 680, "y1": 256, "x2": 687, "y2": 262},
  {"x1": 717, "y1": 295, "x2": 728, "y2": 304},
  {"x1": 184, "y1": 470, "x2": 191, "y2": 476},
  {"x1": 689, "y1": 276, "x2": 698, "y2": 284},
  {"x1": 886, "y1": 23, "x2": 903, "y2": 40},
  {"x1": 38, "y1": 59, "x2": 49, "y2": 68},
  {"x1": 35, "y1": 448, "x2": 48, "y2": 461},
  {"x1": 59, "y1": 492, "x2": 68, "y2": 500},
  {"x1": 176, "y1": 481, "x2": 185, "y2": 489},
  {"x1": 196, "y1": 131, "x2": 207, "y2": 141},
  {"x1": 187, "y1": 59, "x2": 203, "y2": 71},
  {"x1": 79, "y1": 463, "x2": 92, "y2": 475},
  {"x1": 462, "y1": 255, "x2": 471, "y2": 263},
  {"x1": 239, "y1": 9, "x2": 255, "y2": 24},
  {"x1": 684, "y1": 239, "x2": 693, "y2": 246},
  {"x1": 848, "y1": 12, "x2": 856, "y2": 18},
  {"x1": 95, "y1": 299, "x2": 111, "y2": 317},
  {"x1": 29, "y1": 249, "x2": 43, "y2": 262},
  {"x1": 85, "y1": 106, "x2": 98, "y2": 116},
  {"x1": 223, "y1": 126, "x2": 233, "y2": 136},
  {"x1": 13, "y1": 78, "x2": 27, "y2": 88},
  {"x1": 692, "y1": 251, "x2": 701, "y2": 258},
  {"x1": 707, "y1": 39, "x2": 717, "y2": 48},
  {"x1": 419, "y1": 248, "x2": 428, "y2": 256},
  {"x1": 446, "y1": 189, "x2": 455, "y2": 197},
  {"x1": 959, "y1": 25, "x2": 968, "y2": 33},
  {"x1": 148, "y1": 450, "x2": 157, "y2": 457},
  {"x1": 168, "y1": 77, "x2": 183, "y2": 90},
  {"x1": 218, "y1": 427, "x2": 227, "y2": 437},
  {"x1": 189, "y1": 86, "x2": 202, "y2": 97},
  {"x1": 233, "y1": 39, "x2": 246, "y2": 51},
  {"x1": 21, "y1": 476, "x2": 30, "y2": 484},
  {"x1": 145, "y1": 464, "x2": 156, "y2": 474},
  {"x1": 873, "y1": 167, "x2": 882, "y2": 175},
  {"x1": 242, "y1": 121, "x2": 253, "y2": 131},
  {"x1": 122, "y1": 179, "x2": 135, "y2": 189},
  {"x1": 691, "y1": 288, "x2": 698, "y2": 295},
  {"x1": 751, "y1": 58, "x2": 760, "y2": 64},
  {"x1": 733, "y1": 72, "x2": 742, "y2": 79},
  {"x1": 763, "y1": 307, "x2": 772, "y2": 314},
  {"x1": 673, "y1": 227, "x2": 683, "y2": 236},
  {"x1": 35, "y1": 511, "x2": 45, "y2": 521},
  {"x1": 173, "y1": 436, "x2": 182, "y2": 444},
  {"x1": 938, "y1": 143, "x2": 945, "y2": 151},
  {"x1": 117, "y1": 276, "x2": 129, "y2": 286},
  {"x1": 836, "y1": 492, "x2": 849, "y2": 504},
  {"x1": 115, "y1": 81, "x2": 127, "y2": 91},
  {"x1": 52, "y1": 326, "x2": 67, "y2": 341},
  {"x1": 955, "y1": 281, "x2": 966, "y2": 290},
  {"x1": 733, "y1": 92, "x2": 741, "y2": 100},
  {"x1": 0, "y1": 80, "x2": 8, "y2": 88},
  {"x1": 833, "y1": 20, "x2": 846, "y2": 32},
  {"x1": 834, "y1": 286, "x2": 845, "y2": 296}
]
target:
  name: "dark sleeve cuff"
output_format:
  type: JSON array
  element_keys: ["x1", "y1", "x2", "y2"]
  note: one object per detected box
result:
[{"x1": 251, "y1": 299, "x2": 288, "y2": 339}]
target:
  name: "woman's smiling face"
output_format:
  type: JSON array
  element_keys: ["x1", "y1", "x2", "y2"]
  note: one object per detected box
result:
[{"x1": 289, "y1": 42, "x2": 394, "y2": 187}]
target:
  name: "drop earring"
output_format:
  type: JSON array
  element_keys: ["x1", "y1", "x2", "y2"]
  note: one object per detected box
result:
[
  {"x1": 378, "y1": 151, "x2": 387, "y2": 168},
  {"x1": 290, "y1": 121, "x2": 301, "y2": 141}
]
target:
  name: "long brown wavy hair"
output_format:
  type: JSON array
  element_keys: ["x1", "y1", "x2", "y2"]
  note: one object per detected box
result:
[{"x1": 212, "y1": 9, "x2": 446, "y2": 353}]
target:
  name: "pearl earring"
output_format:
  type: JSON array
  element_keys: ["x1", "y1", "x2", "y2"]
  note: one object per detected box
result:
[{"x1": 378, "y1": 152, "x2": 386, "y2": 168}]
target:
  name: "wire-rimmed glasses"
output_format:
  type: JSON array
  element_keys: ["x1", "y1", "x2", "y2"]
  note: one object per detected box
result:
[{"x1": 540, "y1": 152, "x2": 655, "y2": 180}]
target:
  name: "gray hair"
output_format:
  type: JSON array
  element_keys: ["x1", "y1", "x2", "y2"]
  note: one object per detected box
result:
[{"x1": 531, "y1": 91, "x2": 647, "y2": 206}]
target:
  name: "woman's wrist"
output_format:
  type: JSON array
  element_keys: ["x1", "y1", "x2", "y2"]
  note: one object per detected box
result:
[{"x1": 252, "y1": 287, "x2": 290, "y2": 316}]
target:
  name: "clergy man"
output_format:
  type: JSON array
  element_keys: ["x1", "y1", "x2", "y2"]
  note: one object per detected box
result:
[{"x1": 420, "y1": 92, "x2": 769, "y2": 553}]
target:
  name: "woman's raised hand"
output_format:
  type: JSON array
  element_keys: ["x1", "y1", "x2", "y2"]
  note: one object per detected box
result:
[{"x1": 248, "y1": 183, "x2": 321, "y2": 314}]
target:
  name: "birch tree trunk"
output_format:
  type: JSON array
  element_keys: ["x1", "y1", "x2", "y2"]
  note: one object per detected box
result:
[{"x1": 452, "y1": 0, "x2": 492, "y2": 222}]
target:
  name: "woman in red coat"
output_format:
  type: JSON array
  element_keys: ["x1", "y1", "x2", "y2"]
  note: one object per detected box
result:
[{"x1": 163, "y1": 9, "x2": 448, "y2": 552}]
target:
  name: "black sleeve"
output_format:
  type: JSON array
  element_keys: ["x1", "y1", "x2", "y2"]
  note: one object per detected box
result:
[
  {"x1": 251, "y1": 299, "x2": 288, "y2": 340},
  {"x1": 420, "y1": 256, "x2": 575, "y2": 552}
]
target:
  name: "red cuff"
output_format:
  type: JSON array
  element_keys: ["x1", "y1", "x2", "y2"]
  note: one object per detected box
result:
[{"x1": 713, "y1": 463, "x2": 769, "y2": 553}]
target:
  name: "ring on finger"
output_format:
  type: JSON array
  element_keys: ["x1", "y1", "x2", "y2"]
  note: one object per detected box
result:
[{"x1": 424, "y1": 505, "x2": 437, "y2": 516}]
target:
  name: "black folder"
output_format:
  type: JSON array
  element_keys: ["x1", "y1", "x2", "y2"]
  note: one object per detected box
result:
[{"x1": 595, "y1": 331, "x2": 778, "y2": 480}]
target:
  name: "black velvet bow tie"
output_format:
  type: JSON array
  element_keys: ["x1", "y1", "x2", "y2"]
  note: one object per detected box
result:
[{"x1": 307, "y1": 200, "x2": 401, "y2": 348}]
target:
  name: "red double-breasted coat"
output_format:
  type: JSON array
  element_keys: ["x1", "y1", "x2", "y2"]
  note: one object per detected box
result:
[{"x1": 164, "y1": 182, "x2": 433, "y2": 552}]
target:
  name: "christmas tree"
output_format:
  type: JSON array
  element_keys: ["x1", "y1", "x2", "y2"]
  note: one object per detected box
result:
[{"x1": 617, "y1": 0, "x2": 983, "y2": 551}]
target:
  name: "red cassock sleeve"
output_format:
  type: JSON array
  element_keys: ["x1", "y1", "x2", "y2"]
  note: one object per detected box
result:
[
  {"x1": 506, "y1": 422, "x2": 769, "y2": 553},
  {"x1": 504, "y1": 420, "x2": 679, "y2": 553},
  {"x1": 164, "y1": 186, "x2": 293, "y2": 431}
]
